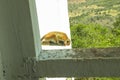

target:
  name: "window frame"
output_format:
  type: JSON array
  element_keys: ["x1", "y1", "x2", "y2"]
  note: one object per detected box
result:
[{"x1": 28, "y1": 0, "x2": 120, "y2": 77}]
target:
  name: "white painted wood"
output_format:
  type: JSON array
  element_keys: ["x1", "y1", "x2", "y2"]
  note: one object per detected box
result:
[
  {"x1": 46, "y1": 78, "x2": 67, "y2": 80},
  {"x1": 28, "y1": 0, "x2": 42, "y2": 58},
  {"x1": 0, "y1": 0, "x2": 39, "y2": 80}
]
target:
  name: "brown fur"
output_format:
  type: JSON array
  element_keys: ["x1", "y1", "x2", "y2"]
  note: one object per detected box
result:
[{"x1": 41, "y1": 31, "x2": 70, "y2": 46}]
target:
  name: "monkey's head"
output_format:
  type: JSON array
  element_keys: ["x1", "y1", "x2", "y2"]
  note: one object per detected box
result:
[{"x1": 64, "y1": 39, "x2": 70, "y2": 46}]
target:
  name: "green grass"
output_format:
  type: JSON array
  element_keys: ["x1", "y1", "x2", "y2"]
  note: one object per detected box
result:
[
  {"x1": 70, "y1": 23, "x2": 120, "y2": 48},
  {"x1": 74, "y1": 77, "x2": 120, "y2": 80},
  {"x1": 68, "y1": 0, "x2": 120, "y2": 27},
  {"x1": 68, "y1": 0, "x2": 120, "y2": 48},
  {"x1": 68, "y1": 0, "x2": 120, "y2": 80}
]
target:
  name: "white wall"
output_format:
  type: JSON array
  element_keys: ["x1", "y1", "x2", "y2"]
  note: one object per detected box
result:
[{"x1": 35, "y1": 0, "x2": 72, "y2": 50}]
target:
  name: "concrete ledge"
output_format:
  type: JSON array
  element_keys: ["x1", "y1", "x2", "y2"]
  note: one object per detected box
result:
[
  {"x1": 39, "y1": 47, "x2": 120, "y2": 60},
  {"x1": 35, "y1": 59, "x2": 120, "y2": 77},
  {"x1": 31, "y1": 47, "x2": 120, "y2": 77}
]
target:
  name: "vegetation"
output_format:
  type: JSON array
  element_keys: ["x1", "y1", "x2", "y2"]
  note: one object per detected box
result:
[
  {"x1": 74, "y1": 77, "x2": 120, "y2": 80},
  {"x1": 68, "y1": 0, "x2": 120, "y2": 48},
  {"x1": 70, "y1": 21, "x2": 120, "y2": 48},
  {"x1": 68, "y1": 0, "x2": 120, "y2": 80}
]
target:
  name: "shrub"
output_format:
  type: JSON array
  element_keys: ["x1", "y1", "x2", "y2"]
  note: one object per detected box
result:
[{"x1": 70, "y1": 23, "x2": 120, "y2": 48}]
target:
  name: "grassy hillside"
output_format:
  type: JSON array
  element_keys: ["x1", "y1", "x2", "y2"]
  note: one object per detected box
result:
[
  {"x1": 68, "y1": 0, "x2": 120, "y2": 48},
  {"x1": 68, "y1": 0, "x2": 120, "y2": 28}
]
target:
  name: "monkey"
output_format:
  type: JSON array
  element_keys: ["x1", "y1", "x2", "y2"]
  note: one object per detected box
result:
[{"x1": 41, "y1": 31, "x2": 70, "y2": 46}]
